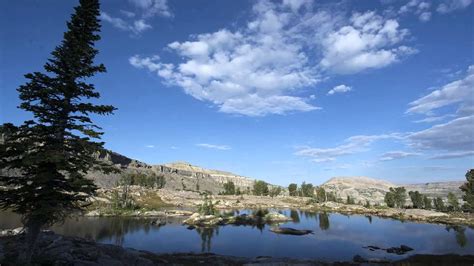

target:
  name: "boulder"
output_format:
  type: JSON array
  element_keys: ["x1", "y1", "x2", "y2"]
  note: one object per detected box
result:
[
  {"x1": 0, "y1": 227, "x2": 23, "y2": 237},
  {"x1": 182, "y1": 213, "x2": 224, "y2": 227},
  {"x1": 143, "y1": 211, "x2": 166, "y2": 217},
  {"x1": 84, "y1": 210, "x2": 100, "y2": 217},
  {"x1": 264, "y1": 212, "x2": 291, "y2": 223}
]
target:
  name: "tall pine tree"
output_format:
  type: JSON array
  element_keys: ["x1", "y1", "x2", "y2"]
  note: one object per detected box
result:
[
  {"x1": 0, "y1": 0, "x2": 115, "y2": 261},
  {"x1": 460, "y1": 169, "x2": 474, "y2": 212}
]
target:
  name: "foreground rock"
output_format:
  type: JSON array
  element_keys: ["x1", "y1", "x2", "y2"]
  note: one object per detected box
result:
[
  {"x1": 183, "y1": 212, "x2": 291, "y2": 227},
  {"x1": 363, "y1": 244, "x2": 414, "y2": 255},
  {"x1": 0, "y1": 227, "x2": 23, "y2": 237},
  {"x1": 1, "y1": 232, "x2": 473, "y2": 265}
]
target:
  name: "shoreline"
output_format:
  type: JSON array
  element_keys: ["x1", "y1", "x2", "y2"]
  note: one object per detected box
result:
[{"x1": 85, "y1": 188, "x2": 474, "y2": 227}]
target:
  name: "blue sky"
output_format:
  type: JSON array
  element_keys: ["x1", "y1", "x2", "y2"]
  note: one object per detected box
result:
[{"x1": 1, "y1": 0, "x2": 473, "y2": 186}]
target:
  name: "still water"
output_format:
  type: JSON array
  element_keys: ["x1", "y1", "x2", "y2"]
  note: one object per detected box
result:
[{"x1": 1, "y1": 210, "x2": 473, "y2": 262}]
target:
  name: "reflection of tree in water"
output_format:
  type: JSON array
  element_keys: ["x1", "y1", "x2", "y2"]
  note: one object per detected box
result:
[
  {"x1": 290, "y1": 209, "x2": 300, "y2": 223},
  {"x1": 446, "y1": 225, "x2": 468, "y2": 247},
  {"x1": 252, "y1": 209, "x2": 269, "y2": 232},
  {"x1": 196, "y1": 227, "x2": 219, "y2": 252},
  {"x1": 365, "y1": 215, "x2": 372, "y2": 224},
  {"x1": 318, "y1": 212, "x2": 330, "y2": 231},
  {"x1": 93, "y1": 218, "x2": 154, "y2": 245}
]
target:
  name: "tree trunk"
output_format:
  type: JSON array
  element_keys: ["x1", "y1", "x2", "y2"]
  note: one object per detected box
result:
[{"x1": 21, "y1": 220, "x2": 42, "y2": 265}]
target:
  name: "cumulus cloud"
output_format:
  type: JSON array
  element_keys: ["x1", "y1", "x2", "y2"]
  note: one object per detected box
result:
[
  {"x1": 407, "y1": 65, "x2": 474, "y2": 116},
  {"x1": 101, "y1": 0, "x2": 171, "y2": 35},
  {"x1": 295, "y1": 133, "x2": 403, "y2": 162},
  {"x1": 437, "y1": 0, "x2": 473, "y2": 13},
  {"x1": 196, "y1": 143, "x2": 231, "y2": 150},
  {"x1": 130, "y1": 0, "x2": 414, "y2": 116},
  {"x1": 327, "y1": 84, "x2": 352, "y2": 95},
  {"x1": 379, "y1": 151, "x2": 420, "y2": 161},
  {"x1": 320, "y1": 11, "x2": 415, "y2": 74}
]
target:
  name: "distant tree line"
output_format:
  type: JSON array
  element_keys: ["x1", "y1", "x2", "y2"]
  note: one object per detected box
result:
[
  {"x1": 287, "y1": 182, "x2": 339, "y2": 203},
  {"x1": 118, "y1": 172, "x2": 166, "y2": 189},
  {"x1": 384, "y1": 180, "x2": 469, "y2": 213}
]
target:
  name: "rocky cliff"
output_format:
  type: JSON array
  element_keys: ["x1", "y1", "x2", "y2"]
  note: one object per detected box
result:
[{"x1": 88, "y1": 151, "x2": 258, "y2": 194}]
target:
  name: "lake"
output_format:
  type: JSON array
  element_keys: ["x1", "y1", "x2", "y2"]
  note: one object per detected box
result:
[{"x1": 1, "y1": 209, "x2": 473, "y2": 262}]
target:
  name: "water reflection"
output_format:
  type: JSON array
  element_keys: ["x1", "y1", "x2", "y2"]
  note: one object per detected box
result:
[
  {"x1": 366, "y1": 216, "x2": 372, "y2": 224},
  {"x1": 196, "y1": 227, "x2": 218, "y2": 252},
  {"x1": 290, "y1": 209, "x2": 300, "y2": 223},
  {"x1": 446, "y1": 225, "x2": 468, "y2": 248},
  {"x1": 318, "y1": 212, "x2": 330, "y2": 231},
  {"x1": 1, "y1": 210, "x2": 473, "y2": 261}
]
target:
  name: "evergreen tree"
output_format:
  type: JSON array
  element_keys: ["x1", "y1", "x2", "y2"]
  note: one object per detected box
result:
[
  {"x1": 423, "y1": 195, "x2": 432, "y2": 210},
  {"x1": 253, "y1": 180, "x2": 269, "y2": 196},
  {"x1": 0, "y1": 0, "x2": 115, "y2": 262},
  {"x1": 434, "y1": 197, "x2": 446, "y2": 212},
  {"x1": 269, "y1": 186, "x2": 282, "y2": 197},
  {"x1": 447, "y1": 192, "x2": 460, "y2": 211},
  {"x1": 385, "y1": 187, "x2": 407, "y2": 208},
  {"x1": 460, "y1": 169, "x2": 474, "y2": 212},
  {"x1": 223, "y1": 181, "x2": 236, "y2": 195},
  {"x1": 316, "y1": 187, "x2": 327, "y2": 202},
  {"x1": 385, "y1": 189, "x2": 395, "y2": 207},
  {"x1": 393, "y1": 187, "x2": 407, "y2": 208},
  {"x1": 288, "y1": 183, "x2": 298, "y2": 196},
  {"x1": 300, "y1": 182, "x2": 314, "y2": 197},
  {"x1": 408, "y1": 191, "x2": 423, "y2": 209}
]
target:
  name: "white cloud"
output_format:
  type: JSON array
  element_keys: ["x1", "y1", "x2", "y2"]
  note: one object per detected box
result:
[
  {"x1": 100, "y1": 12, "x2": 152, "y2": 35},
  {"x1": 437, "y1": 0, "x2": 472, "y2": 13},
  {"x1": 413, "y1": 114, "x2": 455, "y2": 123},
  {"x1": 320, "y1": 11, "x2": 415, "y2": 74},
  {"x1": 430, "y1": 151, "x2": 474, "y2": 159},
  {"x1": 418, "y1": 12, "x2": 432, "y2": 22},
  {"x1": 407, "y1": 65, "x2": 474, "y2": 116},
  {"x1": 196, "y1": 143, "x2": 231, "y2": 150},
  {"x1": 408, "y1": 116, "x2": 474, "y2": 152},
  {"x1": 380, "y1": 151, "x2": 420, "y2": 161},
  {"x1": 399, "y1": 0, "x2": 432, "y2": 22},
  {"x1": 130, "y1": 1, "x2": 415, "y2": 116},
  {"x1": 327, "y1": 84, "x2": 352, "y2": 95},
  {"x1": 128, "y1": 0, "x2": 172, "y2": 18},
  {"x1": 101, "y1": 0, "x2": 171, "y2": 36},
  {"x1": 295, "y1": 133, "x2": 403, "y2": 162},
  {"x1": 145, "y1": 144, "x2": 155, "y2": 148}
]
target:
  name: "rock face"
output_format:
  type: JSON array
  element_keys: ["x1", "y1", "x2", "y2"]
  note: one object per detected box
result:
[
  {"x1": 86, "y1": 150, "x2": 267, "y2": 195},
  {"x1": 322, "y1": 176, "x2": 394, "y2": 205},
  {"x1": 405, "y1": 182, "x2": 464, "y2": 199}
]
